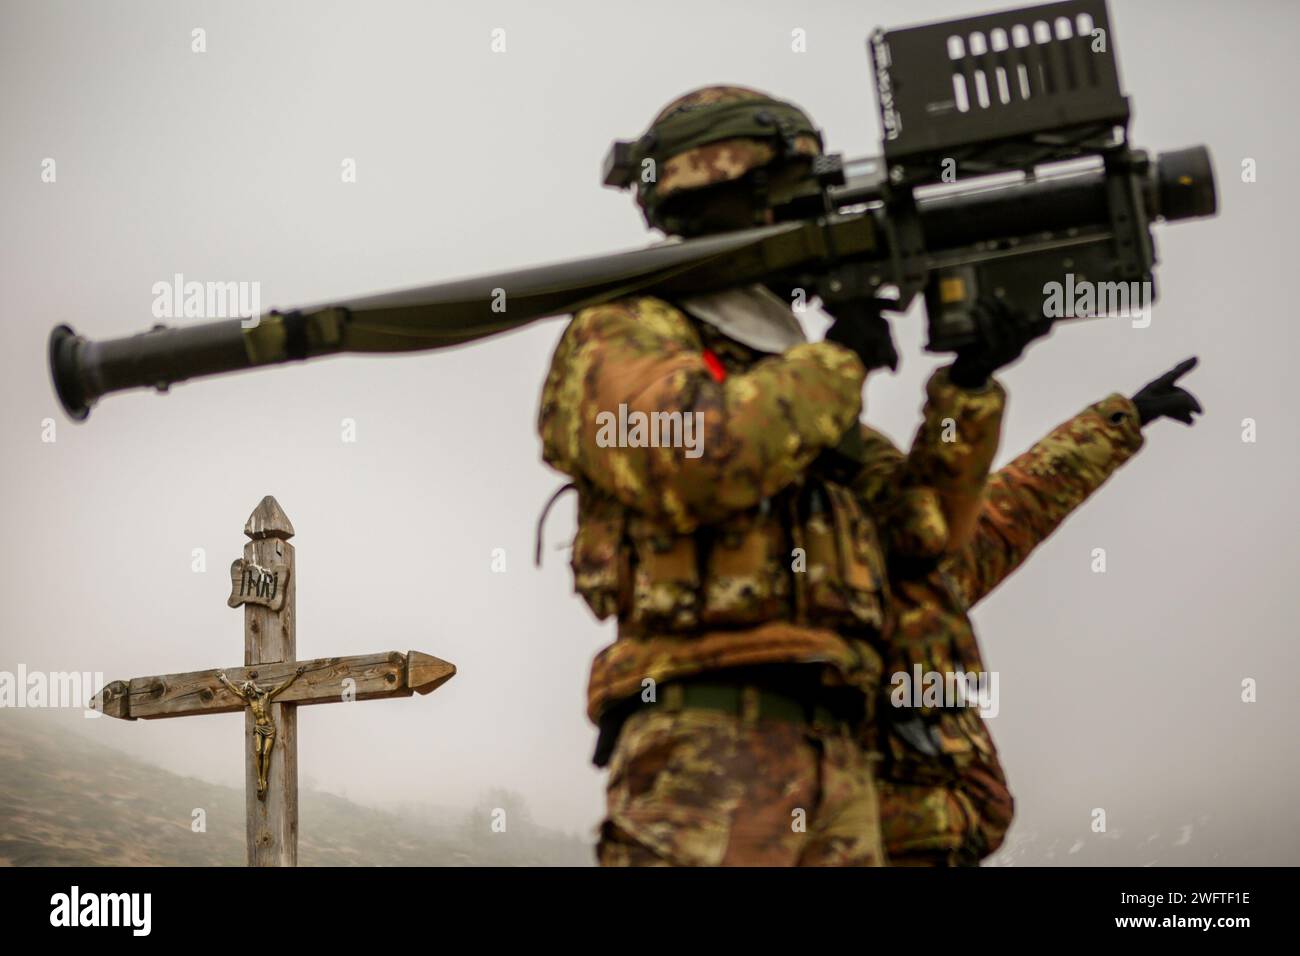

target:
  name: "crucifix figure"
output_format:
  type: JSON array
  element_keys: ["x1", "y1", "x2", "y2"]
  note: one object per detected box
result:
[
  {"x1": 90, "y1": 495, "x2": 456, "y2": 866},
  {"x1": 217, "y1": 665, "x2": 306, "y2": 800}
]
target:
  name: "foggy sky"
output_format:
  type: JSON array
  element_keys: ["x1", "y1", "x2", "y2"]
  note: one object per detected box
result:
[{"x1": 2, "y1": 0, "x2": 1296, "y2": 862}]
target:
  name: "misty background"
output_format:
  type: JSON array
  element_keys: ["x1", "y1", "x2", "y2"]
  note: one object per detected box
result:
[{"x1": 1, "y1": 0, "x2": 1296, "y2": 864}]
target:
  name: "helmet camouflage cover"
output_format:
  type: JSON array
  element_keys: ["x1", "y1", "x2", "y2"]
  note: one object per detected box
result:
[{"x1": 620, "y1": 85, "x2": 823, "y2": 229}]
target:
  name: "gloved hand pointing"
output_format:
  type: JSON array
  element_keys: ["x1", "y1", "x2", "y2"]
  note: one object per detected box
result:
[{"x1": 1131, "y1": 356, "x2": 1203, "y2": 426}]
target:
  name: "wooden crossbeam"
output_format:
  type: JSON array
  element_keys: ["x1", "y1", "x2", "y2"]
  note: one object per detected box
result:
[{"x1": 91, "y1": 651, "x2": 456, "y2": 720}]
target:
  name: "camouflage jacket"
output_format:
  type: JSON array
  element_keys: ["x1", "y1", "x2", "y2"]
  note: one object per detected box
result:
[
  {"x1": 537, "y1": 296, "x2": 1005, "y2": 723},
  {"x1": 873, "y1": 393, "x2": 1146, "y2": 862}
]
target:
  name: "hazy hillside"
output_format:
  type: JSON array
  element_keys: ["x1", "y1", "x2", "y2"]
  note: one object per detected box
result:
[
  {"x1": 0, "y1": 712, "x2": 592, "y2": 866},
  {"x1": 4, "y1": 710, "x2": 1289, "y2": 866}
]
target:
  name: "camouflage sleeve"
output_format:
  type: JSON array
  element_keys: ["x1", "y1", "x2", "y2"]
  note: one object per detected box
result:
[
  {"x1": 851, "y1": 425, "x2": 944, "y2": 558},
  {"x1": 538, "y1": 298, "x2": 866, "y2": 533},
  {"x1": 945, "y1": 394, "x2": 1145, "y2": 607},
  {"x1": 850, "y1": 425, "x2": 906, "y2": 502},
  {"x1": 853, "y1": 367, "x2": 1005, "y2": 557},
  {"x1": 904, "y1": 367, "x2": 1006, "y2": 552}
]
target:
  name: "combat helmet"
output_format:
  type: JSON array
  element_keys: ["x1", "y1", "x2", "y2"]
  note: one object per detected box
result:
[{"x1": 602, "y1": 85, "x2": 826, "y2": 234}]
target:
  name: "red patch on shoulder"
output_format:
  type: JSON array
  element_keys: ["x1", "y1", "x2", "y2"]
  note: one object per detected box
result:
[{"x1": 701, "y1": 348, "x2": 727, "y2": 383}]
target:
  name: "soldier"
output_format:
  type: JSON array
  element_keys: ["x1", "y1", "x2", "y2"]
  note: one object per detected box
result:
[
  {"x1": 537, "y1": 86, "x2": 1037, "y2": 866},
  {"x1": 867, "y1": 358, "x2": 1203, "y2": 865}
]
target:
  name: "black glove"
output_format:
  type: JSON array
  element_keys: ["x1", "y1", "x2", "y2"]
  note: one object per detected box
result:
[
  {"x1": 1131, "y1": 356, "x2": 1203, "y2": 426},
  {"x1": 824, "y1": 300, "x2": 899, "y2": 373},
  {"x1": 948, "y1": 298, "x2": 1052, "y2": 389}
]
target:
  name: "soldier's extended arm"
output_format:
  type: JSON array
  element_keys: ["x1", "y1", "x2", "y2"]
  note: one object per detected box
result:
[
  {"x1": 945, "y1": 357, "x2": 1202, "y2": 606},
  {"x1": 944, "y1": 393, "x2": 1145, "y2": 608},
  {"x1": 539, "y1": 297, "x2": 866, "y2": 532}
]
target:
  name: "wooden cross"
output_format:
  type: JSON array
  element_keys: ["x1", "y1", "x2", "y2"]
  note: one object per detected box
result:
[{"x1": 90, "y1": 495, "x2": 456, "y2": 866}]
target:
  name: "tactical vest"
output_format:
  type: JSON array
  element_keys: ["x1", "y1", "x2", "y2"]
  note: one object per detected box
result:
[{"x1": 570, "y1": 457, "x2": 889, "y2": 638}]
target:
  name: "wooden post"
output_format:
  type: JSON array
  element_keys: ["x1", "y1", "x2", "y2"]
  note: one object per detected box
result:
[{"x1": 242, "y1": 496, "x2": 297, "y2": 867}]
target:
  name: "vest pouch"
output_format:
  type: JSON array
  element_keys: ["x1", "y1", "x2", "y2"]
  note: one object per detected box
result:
[
  {"x1": 570, "y1": 492, "x2": 630, "y2": 621},
  {"x1": 806, "y1": 482, "x2": 886, "y2": 632},
  {"x1": 627, "y1": 517, "x2": 700, "y2": 631},
  {"x1": 699, "y1": 501, "x2": 790, "y2": 627},
  {"x1": 803, "y1": 487, "x2": 850, "y2": 618}
]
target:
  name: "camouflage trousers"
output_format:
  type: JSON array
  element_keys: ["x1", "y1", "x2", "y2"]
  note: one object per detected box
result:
[
  {"x1": 877, "y1": 760, "x2": 1014, "y2": 866},
  {"x1": 597, "y1": 707, "x2": 884, "y2": 866}
]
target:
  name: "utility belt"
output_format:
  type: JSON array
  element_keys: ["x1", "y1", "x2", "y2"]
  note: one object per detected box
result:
[
  {"x1": 569, "y1": 478, "x2": 889, "y2": 635},
  {"x1": 592, "y1": 664, "x2": 872, "y2": 767}
]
